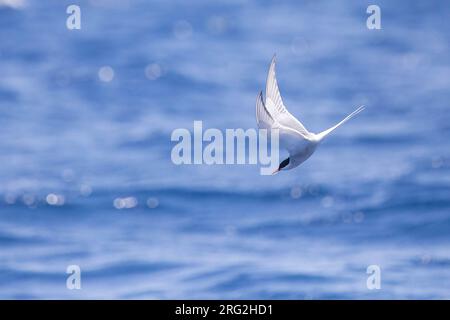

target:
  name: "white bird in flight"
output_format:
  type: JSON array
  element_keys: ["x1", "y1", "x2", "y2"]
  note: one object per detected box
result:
[{"x1": 256, "y1": 56, "x2": 365, "y2": 174}]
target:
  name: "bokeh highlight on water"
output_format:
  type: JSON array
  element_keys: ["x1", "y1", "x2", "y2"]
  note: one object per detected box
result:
[{"x1": 0, "y1": 0, "x2": 449, "y2": 299}]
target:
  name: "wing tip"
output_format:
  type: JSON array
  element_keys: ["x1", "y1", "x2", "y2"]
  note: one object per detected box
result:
[
  {"x1": 256, "y1": 90, "x2": 263, "y2": 109},
  {"x1": 256, "y1": 90, "x2": 263, "y2": 103},
  {"x1": 270, "y1": 54, "x2": 277, "y2": 69}
]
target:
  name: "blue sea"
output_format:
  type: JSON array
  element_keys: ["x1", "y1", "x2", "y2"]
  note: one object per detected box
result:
[{"x1": 0, "y1": 0, "x2": 449, "y2": 299}]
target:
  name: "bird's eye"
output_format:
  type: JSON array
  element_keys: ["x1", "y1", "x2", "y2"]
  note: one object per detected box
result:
[{"x1": 279, "y1": 158, "x2": 290, "y2": 170}]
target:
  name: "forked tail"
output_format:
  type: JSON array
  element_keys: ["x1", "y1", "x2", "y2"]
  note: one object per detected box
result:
[{"x1": 316, "y1": 105, "x2": 365, "y2": 141}]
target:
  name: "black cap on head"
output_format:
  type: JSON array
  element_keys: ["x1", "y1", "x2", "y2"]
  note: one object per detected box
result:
[{"x1": 279, "y1": 157, "x2": 290, "y2": 170}]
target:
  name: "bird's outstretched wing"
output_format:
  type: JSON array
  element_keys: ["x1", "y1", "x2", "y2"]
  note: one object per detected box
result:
[
  {"x1": 265, "y1": 55, "x2": 312, "y2": 139},
  {"x1": 256, "y1": 91, "x2": 310, "y2": 155},
  {"x1": 256, "y1": 91, "x2": 274, "y2": 130}
]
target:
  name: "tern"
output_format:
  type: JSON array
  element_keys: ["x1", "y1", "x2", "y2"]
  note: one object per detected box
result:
[{"x1": 256, "y1": 56, "x2": 365, "y2": 174}]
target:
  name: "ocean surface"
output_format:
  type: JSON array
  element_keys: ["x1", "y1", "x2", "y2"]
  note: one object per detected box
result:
[{"x1": 0, "y1": 0, "x2": 449, "y2": 299}]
